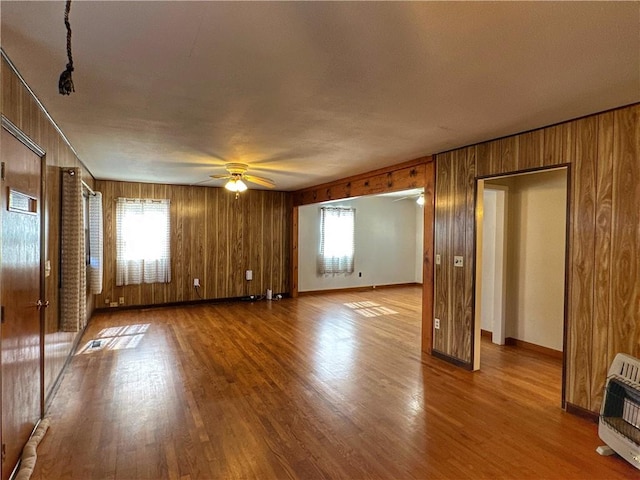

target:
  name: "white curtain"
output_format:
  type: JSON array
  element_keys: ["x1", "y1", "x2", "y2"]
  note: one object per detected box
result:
[
  {"x1": 88, "y1": 192, "x2": 103, "y2": 294},
  {"x1": 60, "y1": 167, "x2": 87, "y2": 332},
  {"x1": 318, "y1": 206, "x2": 355, "y2": 274},
  {"x1": 116, "y1": 198, "x2": 171, "y2": 286}
]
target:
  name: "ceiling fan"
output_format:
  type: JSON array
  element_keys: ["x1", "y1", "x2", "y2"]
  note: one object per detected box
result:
[{"x1": 209, "y1": 163, "x2": 275, "y2": 196}]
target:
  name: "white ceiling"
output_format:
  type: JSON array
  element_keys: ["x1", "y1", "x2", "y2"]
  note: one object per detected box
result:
[{"x1": 1, "y1": 1, "x2": 639, "y2": 191}]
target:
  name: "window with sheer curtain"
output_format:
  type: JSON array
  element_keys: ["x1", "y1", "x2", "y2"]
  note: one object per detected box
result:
[
  {"x1": 318, "y1": 206, "x2": 355, "y2": 275},
  {"x1": 116, "y1": 198, "x2": 171, "y2": 286}
]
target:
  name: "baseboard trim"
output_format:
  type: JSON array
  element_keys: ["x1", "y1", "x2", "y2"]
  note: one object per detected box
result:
[
  {"x1": 504, "y1": 337, "x2": 563, "y2": 359},
  {"x1": 431, "y1": 349, "x2": 474, "y2": 371},
  {"x1": 298, "y1": 282, "x2": 421, "y2": 296},
  {"x1": 565, "y1": 402, "x2": 599, "y2": 423},
  {"x1": 480, "y1": 331, "x2": 562, "y2": 359},
  {"x1": 95, "y1": 293, "x2": 290, "y2": 312}
]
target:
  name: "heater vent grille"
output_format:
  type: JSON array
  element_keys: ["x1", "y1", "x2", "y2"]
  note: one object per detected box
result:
[
  {"x1": 599, "y1": 353, "x2": 640, "y2": 470},
  {"x1": 601, "y1": 377, "x2": 640, "y2": 447},
  {"x1": 617, "y1": 360, "x2": 640, "y2": 385}
]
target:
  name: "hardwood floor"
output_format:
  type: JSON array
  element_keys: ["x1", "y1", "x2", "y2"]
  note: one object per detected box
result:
[{"x1": 32, "y1": 286, "x2": 635, "y2": 479}]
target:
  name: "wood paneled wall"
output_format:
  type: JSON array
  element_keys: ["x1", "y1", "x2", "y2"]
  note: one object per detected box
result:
[
  {"x1": 433, "y1": 148, "x2": 476, "y2": 364},
  {"x1": 95, "y1": 180, "x2": 291, "y2": 308},
  {"x1": 433, "y1": 103, "x2": 640, "y2": 412},
  {"x1": 1, "y1": 55, "x2": 95, "y2": 400}
]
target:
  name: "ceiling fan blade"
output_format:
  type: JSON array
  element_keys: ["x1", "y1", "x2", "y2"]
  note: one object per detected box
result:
[
  {"x1": 191, "y1": 178, "x2": 215, "y2": 186},
  {"x1": 392, "y1": 196, "x2": 413, "y2": 202},
  {"x1": 210, "y1": 174, "x2": 232, "y2": 180},
  {"x1": 244, "y1": 174, "x2": 275, "y2": 188}
]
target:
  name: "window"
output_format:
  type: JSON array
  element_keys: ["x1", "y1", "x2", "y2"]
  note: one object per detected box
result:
[
  {"x1": 116, "y1": 198, "x2": 171, "y2": 286},
  {"x1": 318, "y1": 206, "x2": 355, "y2": 274}
]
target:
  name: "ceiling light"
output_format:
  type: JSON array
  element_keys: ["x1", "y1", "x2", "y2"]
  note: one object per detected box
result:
[
  {"x1": 225, "y1": 178, "x2": 248, "y2": 192},
  {"x1": 416, "y1": 194, "x2": 425, "y2": 206}
]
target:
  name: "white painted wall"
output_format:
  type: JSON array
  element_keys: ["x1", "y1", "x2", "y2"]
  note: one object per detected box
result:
[
  {"x1": 480, "y1": 187, "x2": 508, "y2": 345},
  {"x1": 480, "y1": 189, "x2": 498, "y2": 333},
  {"x1": 415, "y1": 204, "x2": 424, "y2": 283},
  {"x1": 484, "y1": 169, "x2": 567, "y2": 351},
  {"x1": 298, "y1": 196, "x2": 421, "y2": 292}
]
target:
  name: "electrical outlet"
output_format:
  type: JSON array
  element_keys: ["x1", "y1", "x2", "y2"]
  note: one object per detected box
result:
[
  {"x1": 454, "y1": 256, "x2": 464, "y2": 267},
  {"x1": 104, "y1": 298, "x2": 110, "y2": 304},
  {"x1": 110, "y1": 302, "x2": 118, "y2": 307},
  {"x1": 193, "y1": 278, "x2": 200, "y2": 287},
  {"x1": 434, "y1": 318, "x2": 440, "y2": 330},
  {"x1": 118, "y1": 297, "x2": 125, "y2": 305}
]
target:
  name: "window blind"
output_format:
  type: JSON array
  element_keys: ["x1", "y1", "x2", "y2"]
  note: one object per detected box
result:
[
  {"x1": 318, "y1": 206, "x2": 355, "y2": 274},
  {"x1": 116, "y1": 198, "x2": 171, "y2": 286}
]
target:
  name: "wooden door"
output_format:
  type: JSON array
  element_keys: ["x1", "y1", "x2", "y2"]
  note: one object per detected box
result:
[{"x1": 0, "y1": 127, "x2": 43, "y2": 480}]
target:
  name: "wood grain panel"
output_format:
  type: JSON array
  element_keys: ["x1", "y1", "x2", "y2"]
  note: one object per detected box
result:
[
  {"x1": 1, "y1": 68, "x2": 17, "y2": 121},
  {"x1": 95, "y1": 180, "x2": 291, "y2": 308},
  {"x1": 567, "y1": 116, "x2": 598, "y2": 410},
  {"x1": 591, "y1": 111, "x2": 614, "y2": 407},
  {"x1": 462, "y1": 147, "x2": 476, "y2": 364},
  {"x1": 475, "y1": 141, "x2": 492, "y2": 178},
  {"x1": 275, "y1": 193, "x2": 291, "y2": 293},
  {"x1": 518, "y1": 130, "x2": 544, "y2": 170},
  {"x1": 204, "y1": 187, "x2": 217, "y2": 299},
  {"x1": 451, "y1": 149, "x2": 467, "y2": 360},
  {"x1": 543, "y1": 123, "x2": 566, "y2": 166},
  {"x1": 499, "y1": 135, "x2": 519, "y2": 174},
  {"x1": 610, "y1": 106, "x2": 640, "y2": 360},
  {"x1": 434, "y1": 152, "x2": 452, "y2": 354}
]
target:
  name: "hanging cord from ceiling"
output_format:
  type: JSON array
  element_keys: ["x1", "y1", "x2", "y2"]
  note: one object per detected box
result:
[{"x1": 58, "y1": 0, "x2": 75, "y2": 95}]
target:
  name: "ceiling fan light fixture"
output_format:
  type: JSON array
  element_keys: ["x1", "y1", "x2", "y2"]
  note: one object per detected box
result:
[{"x1": 225, "y1": 178, "x2": 247, "y2": 192}]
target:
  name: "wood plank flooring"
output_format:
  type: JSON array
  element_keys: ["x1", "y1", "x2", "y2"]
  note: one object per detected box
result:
[{"x1": 31, "y1": 287, "x2": 635, "y2": 479}]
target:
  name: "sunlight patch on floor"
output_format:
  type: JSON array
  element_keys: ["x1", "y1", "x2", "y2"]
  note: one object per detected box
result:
[
  {"x1": 344, "y1": 301, "x2": 398, "y2": 317},
  {"x1": 77, "y1": 323, "x2": 150, "y2": 354}
]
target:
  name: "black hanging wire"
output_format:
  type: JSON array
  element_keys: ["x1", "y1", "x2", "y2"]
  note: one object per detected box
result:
[{"x1": 58, "y1": 0, "x2": 75, "y2": 95}]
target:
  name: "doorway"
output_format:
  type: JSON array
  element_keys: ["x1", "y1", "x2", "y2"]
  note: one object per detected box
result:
[
  {"x1": 296, "y1": 189, "x2": 425, "y2": 293},
  {"x1": 474, "y1": 168, "x2": 568, "y2": 402},
  {"x1": 1, "y1": 125, "x2": 44, "y2": 480}
]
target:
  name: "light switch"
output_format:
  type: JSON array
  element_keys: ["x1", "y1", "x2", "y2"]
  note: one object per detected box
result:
[
  {"x1": 454, "y1": 256, "x2": 463, "y2": 267},
  {"x1": 435, "y1": 254, "x2": 441, "y2": 265}
]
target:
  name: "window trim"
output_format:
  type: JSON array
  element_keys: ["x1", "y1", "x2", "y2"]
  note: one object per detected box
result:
[
  {"x1": 115, "y1": 197, "x2": 171, "y2": 286},
  {"x1": 318, "y1": 206, "x2": 355, "y2": 275}
]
